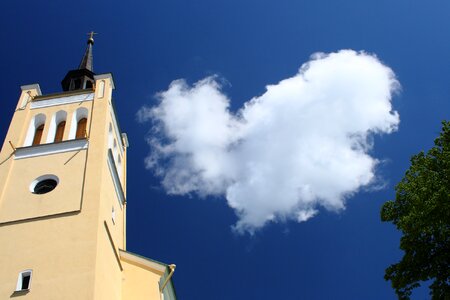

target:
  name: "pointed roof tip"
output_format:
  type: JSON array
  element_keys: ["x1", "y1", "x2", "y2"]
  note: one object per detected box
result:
[
  {"x1": 78, "y1": 31, "x2": 97, "y2": 72},
  {"x1": 87, "y1": 31, "x2": 96, "y2": 45}
]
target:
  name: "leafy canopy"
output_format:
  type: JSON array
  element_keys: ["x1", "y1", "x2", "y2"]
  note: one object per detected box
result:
[{"x1": 381, "y1": 121, "x2": 450, "y2": 299}]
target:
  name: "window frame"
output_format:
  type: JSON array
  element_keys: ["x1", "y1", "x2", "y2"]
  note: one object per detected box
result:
[
  {"x1": 24, "y1": 113, "x2": 46, "y2": 147},
  {"x1": 54, "y1": 120, "x2": 66, "y2": 143},
  {"x1": 32, "y1": 124, "x2": 45, "y2": 146},
  {"x1": 75, "y1": 118, "x2": 87, "y2": 139},
  {"x1": 15, "y1": 270, "x2": 32, "y2": 292}
]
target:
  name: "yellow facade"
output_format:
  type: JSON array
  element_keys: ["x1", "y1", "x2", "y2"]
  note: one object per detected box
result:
[{"x1": 0, "y1": 45, "x2": 176, "y2": 299}]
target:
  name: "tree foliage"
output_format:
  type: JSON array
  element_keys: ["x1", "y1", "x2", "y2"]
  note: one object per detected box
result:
[{"x1": 381, "y1": 121, "x2": 450, "y2": 299}]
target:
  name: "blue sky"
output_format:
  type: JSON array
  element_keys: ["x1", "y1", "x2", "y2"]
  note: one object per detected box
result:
[{"x1": 1, "y1": 1, "x2": 449, "y2": 299}]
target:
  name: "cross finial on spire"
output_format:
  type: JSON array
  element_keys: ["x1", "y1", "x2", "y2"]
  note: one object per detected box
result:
[{"x1": 87, "y1": 31, "x2": 97, "y2": 45}]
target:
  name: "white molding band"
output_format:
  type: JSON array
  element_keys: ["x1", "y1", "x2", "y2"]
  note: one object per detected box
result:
[
  {"x1": 110, "y1": 111, "x2": 124, "y2": 156},
  {"x1": 21, "y1": 84, "x2": 42, "y2": 95},
  {"x1": 119, "y1": 250, "x2": 167, "y2": 273},
  {"x1": 15, "y1": 139, "x2": 88, "y2": 160},
  {"x1": 107, "y1": 150, "x2": 125, "y2": 207},
  {"x1": 31, "y1": 93, "x2": 94, "y2": 109},
  {"x1": 121, "y1": 133, "x2": 129, "y2": 148}
]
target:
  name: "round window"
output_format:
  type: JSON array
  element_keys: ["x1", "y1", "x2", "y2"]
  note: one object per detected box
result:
[
  {"x1": 34, "y1": 179, "x2": 57, "y2": 194},
  {"x1": 30, "y1": 175, "x2": 59, "y2": 194}
]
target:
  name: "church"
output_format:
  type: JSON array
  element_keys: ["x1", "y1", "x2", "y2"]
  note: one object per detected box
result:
[{"x1": 0, "y1": 34, "x2": 177, "y2": 300}]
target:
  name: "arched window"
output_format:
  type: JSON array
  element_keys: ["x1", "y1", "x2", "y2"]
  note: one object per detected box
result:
[
  {"x1": 117, "y1": 155, "x2": 122, "y2": 180},
  {"x1": 68, "y1": 107, "x2": 88, "y2": 140},
  {"x1": 24, "y1": 113, "x2": 46, "y2": 147},
  {"x1": 97, "y1": 80, "x2": 105, "y2": 98},
  {"x1": 46, "y1": 110, "x2": 67, "y2": 144},
  {"x1": 32, "y1": 124, "x2": 44, "y2": 146},
  {"x1": 113, "y1": 139, "x2": 118, "y2": 157},
  {"x1": 108, "y1": 124, "x2": 113, "y2": 148},
  {"x1": 75, "y1": 118, "x2": 87, "y2": 139},
  {"x1": 54, "y1": 121, "x2": 66, "y2": 142},
  {"x1": 73, "y1": 79, "x2": 82, "y2": 90}
]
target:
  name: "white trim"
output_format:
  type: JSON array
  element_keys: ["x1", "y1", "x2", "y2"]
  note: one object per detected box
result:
[
  {"x1": 112, "y1": 206, "x2": 116, "y2": 224},
  {"x1": 15, "y1": 139, "x2": 88, "y2": 160},
  {"x1": 46, "y1": 110, "x2": 67, "y2": 143},
  {"x1": 20, "y1": 93, "x2": 31, "y2": 109},
  {"x1": 24, "y1": 113, "x2": 46, "y2": 147},
  {"x1": 110, "y1": 110, "x2": 123, "y2": 156},
  {"x1": 29, "y1": 174, "x2": 59, "y2": 193},
  {"x1": 97, "y1": 80, "x2": 105, "y2": 98},
  {"x1": 15, "y1": 269, "x2": 32, "y2": 291},
  {"x1": 94, "y1": 73, "x2": 115, "y2": 90},
  {"x1": 21, "y1": 84, "x2": 42, "y2": 95},
  {"x1": 68, "y1": 107, "x2": 89, "y2": 140},
  {"x1": 117, "y1": 156, "x2": 122, "y2": 181},
  {"x1": 31, "y1": 93, "x2": 94, "y2": 109},
  {"x1": 122, "y1": 133, "x2": 129, "y2": 148},
  {"x1": 119, "y1": 250, "x2": 167, "y2": 273},
  {"x1": 108, "y1": 124, "x2": 114, "y2": 149},
  {"x1": 107, "y1": 151, "x2": 125, "y2": 208}
]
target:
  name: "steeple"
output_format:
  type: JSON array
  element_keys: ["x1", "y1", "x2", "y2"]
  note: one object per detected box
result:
[
  {"x1": 78, "y1": 32, "x2": 95, "y2": 71},
  {"x1": 0, "y1": 36, "x2": 177, "y2": 300},
  {"x1": 61, "y1": 32, "x2": 97, "y2": 92}
]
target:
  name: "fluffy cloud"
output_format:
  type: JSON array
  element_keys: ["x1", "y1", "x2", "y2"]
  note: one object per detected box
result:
[{"x1": 138, "y1": 50, "x2": 400, "y2": 233}]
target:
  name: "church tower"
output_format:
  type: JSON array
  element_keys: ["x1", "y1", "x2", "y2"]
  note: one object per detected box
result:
[{"x1": 0, "y1": 34, "x2": 176, "y2": 300}]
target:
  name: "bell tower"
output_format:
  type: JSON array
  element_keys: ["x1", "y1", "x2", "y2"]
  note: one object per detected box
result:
[
  {"x1": 0, "y1": 35, "x2": 176, "y2": 300},
  {"x1": 61, "y1": 32, "x2": 96, "y2": 91}
]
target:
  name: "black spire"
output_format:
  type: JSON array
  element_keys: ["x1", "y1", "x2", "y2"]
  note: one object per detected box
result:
[
  {"x1": 61, "y1": 32, "x2": 97, "y2": 92},
  {"x1": 78, "y1": 33, "x2": 94, "y2": 71}
]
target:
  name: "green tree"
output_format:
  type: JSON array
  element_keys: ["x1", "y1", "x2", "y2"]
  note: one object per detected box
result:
[{"x1": 381, "y1": 121, "x2": 450, "y2": 299}]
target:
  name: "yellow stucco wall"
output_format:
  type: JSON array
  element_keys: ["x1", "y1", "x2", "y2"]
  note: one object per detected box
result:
[
  {"x1": 0, "y1": 79, "x2": 123, "y2": 299},
  {"x1": 0, "y1": 77, "x2": 171, "y2": 300},
  {"x1": 0, "y1": 210, "x2": 98, "y2": 299},
  {"x1": 121, "y1": 257, "x2": 164, "y2": 300},
  {"x1": 0, "y1": 86, "x2": 98, "y2": 299},
  {"x1": 0, "y1": 149, "x2": 86, "y2": 223},
  {"x1": 91, "y1": 77, "x2": 127, "y2": 300}
]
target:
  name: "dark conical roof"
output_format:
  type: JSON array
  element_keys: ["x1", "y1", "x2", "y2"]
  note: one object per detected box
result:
[
  {"x1": 61, "y1": 32, "x2": 97, "y2": 92},
  {"x1": 78, "y1": 37, "x2": 94, "y2": 71}
]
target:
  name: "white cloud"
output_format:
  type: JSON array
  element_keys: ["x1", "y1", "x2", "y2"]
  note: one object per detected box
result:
[{"x1": 138, "y1": 50, "x2": 400, "y2": 233}]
